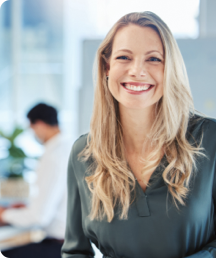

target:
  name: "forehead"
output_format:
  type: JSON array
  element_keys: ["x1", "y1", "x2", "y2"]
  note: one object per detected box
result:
[{"x1": 112, "y1": 24, "x2": 164, "y2": 55}]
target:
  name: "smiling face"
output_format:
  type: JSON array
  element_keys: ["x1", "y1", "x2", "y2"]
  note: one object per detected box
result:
[{"x1": 107, "y1": 24, "x2": 164, "y2": 111}]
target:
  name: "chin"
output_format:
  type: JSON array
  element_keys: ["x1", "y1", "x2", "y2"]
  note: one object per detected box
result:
[{"x1": 119, "y1": 99, "x2": 160, "y2": 111}]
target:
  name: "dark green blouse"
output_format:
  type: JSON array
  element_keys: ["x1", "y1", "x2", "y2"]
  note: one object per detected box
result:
[{"x1": 62, "y1": 115, "x2": 216, "y2": 258}]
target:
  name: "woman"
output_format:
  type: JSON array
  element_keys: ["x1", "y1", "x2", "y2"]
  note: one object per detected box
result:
[{"x1": 62, "y1": 11, "x2": 216, "y2": 258}]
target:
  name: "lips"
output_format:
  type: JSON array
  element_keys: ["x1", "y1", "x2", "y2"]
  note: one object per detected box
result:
[{"x1": 120, "y1": 82, "x2": 154, "y2": 93}]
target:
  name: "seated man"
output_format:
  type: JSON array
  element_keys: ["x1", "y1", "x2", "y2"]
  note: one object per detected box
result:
[{"x1": 0, "y1": 103, "x2": 71, "y2": 258}]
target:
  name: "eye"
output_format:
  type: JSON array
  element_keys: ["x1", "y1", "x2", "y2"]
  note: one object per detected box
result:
[
  {"x1": 148, "y1": 57, "x2": 161, "y2": 62},
  {"x1": 116, "y1": 56, "x2": 130, "y2": 60}
]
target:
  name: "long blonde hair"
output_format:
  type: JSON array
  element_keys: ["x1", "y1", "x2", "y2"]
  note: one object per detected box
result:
[{"x1": 80, "y1": 11, "x2": 204, "y2": 222}]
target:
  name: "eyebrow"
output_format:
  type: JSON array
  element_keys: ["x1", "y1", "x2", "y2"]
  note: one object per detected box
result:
[
  {"x1": 113, "y1": 49, "x2": 132, "y2": 54},
  {"x1": 113, "y1": 49, "x2": 163, "y2": 57},
  {"x1": 146, "y1": 50, "x2": 163, "y2": 56}
]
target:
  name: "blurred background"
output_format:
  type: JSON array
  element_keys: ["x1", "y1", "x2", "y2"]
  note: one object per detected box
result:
[{"x1": 0, "y1": 0, "x2": 216, "y2": 254}]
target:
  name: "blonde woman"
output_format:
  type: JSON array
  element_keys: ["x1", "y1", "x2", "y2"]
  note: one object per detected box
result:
[{"x1": 62, "y1": 12, "x2": 216, "y2": 258}]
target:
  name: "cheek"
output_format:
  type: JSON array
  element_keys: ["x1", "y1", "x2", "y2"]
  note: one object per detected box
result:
[
  {"x1": 108, "y1": 65, "x2": 122, "y2": 94},
  {"x1": 159, "y1": 69, "x2": 164, "y2": 82},
  {"x1": 158, "y1": 66, "x2": 164, "y2": 80},
  {"x1": 108, "y1": 79, "x2": 118, "y2": 98},
  {"x1": 109, "y1": 61, "x2": 125, "y2": 78},
  {"x1": 150, "y1": 66, "x2": 164, "y2": 84},
  {"x1": 156, "y1": 69, "x2": 164, "y2": 96}
]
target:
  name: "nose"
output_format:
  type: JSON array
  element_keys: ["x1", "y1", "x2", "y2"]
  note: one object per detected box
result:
[{"x1": 128, "y1": 59, "x2": 147, "y2": 78}]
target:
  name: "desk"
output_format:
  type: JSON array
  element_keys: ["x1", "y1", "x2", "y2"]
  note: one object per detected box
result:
[{"x1": 0, "y1": 226, "x2": 46, "y2": 251}]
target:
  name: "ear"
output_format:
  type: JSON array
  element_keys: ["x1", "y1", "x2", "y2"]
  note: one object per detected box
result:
[{"x1": 106, "y1": 63, "x2": 110, "y2": 76}]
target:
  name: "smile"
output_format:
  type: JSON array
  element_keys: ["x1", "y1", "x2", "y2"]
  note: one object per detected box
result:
[{"x1": 121, "y1": 82, "x2": 154, "y2": 93}]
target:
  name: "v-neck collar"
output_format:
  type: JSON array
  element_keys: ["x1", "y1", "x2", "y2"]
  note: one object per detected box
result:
[
  {"x1": 134, "y1": 154, "x2": 167, "y2": 195},
  {"x1": 135, "y1": 155, "x2": 168, "y2": 217}
]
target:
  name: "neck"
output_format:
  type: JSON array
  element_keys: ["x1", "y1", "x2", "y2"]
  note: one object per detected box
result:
[{"x1": 119, "y1": 104, "x2": 156, "y2": 155}]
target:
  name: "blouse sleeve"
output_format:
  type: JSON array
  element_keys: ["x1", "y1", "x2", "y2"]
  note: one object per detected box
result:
[
  {"x1": 61, "y1": 146, "x2": 95, "y2": 258},
  {"x1": 184, "y1": 236, "x2": 216, "y2": 257},
  {"x1": 185, "y1": 249, "x2": 216, "y2": 258},
  {"x1": 184, "y1": 158, "x2": 216, "y2": 258}
]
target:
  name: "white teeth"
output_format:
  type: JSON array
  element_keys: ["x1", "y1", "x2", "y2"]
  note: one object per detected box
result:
[{"x1": 124, "y1": 84, "x2": 151, "y2": 91}]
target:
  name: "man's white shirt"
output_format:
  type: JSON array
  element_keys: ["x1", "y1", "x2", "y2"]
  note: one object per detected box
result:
[{"x1": 2, "y1": 133, "x2": 71, "y2": 239}]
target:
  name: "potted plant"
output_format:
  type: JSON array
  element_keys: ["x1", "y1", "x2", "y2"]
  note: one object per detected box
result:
[{"x1": 0, "y1": 127, "x2": 30, "y2": 199}]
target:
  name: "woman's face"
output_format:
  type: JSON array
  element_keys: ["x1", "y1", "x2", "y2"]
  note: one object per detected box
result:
[{"x1": 107, "y1": 24, "x2": 164, "y2": 110}]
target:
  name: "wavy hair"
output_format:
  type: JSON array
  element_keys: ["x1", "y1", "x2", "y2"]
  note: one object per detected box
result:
[{"x1": 79, "y1": 11, "x2": 204, "y2": 222}]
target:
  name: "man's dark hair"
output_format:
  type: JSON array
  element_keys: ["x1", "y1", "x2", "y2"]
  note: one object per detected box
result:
[{"x1": 27, "y1": 103, "x2": 58, "y2": 126}]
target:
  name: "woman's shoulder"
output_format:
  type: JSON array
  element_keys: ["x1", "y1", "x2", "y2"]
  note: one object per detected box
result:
[
  {"x1": 189, "y1": 112, "x2": 216, "y2": 128},
  {"x1": 72, "y1": 133, "x2": 89, "y2": 153},
  {"x1": 188, "y1": 112, "x2": 216, "y2": 138},
  {"x1": 68, "y1": 133, "x2": 91, "y2": 176},
  {"x1": 69, "y1": 133, "x2": 89, "y2": 161},
  {"x1": 67, "y1": 134, "x2": 92, "y2": 188}
]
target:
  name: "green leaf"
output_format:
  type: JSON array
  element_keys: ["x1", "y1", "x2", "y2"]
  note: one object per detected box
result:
[
  {"x1": 0, "y1": 127, "x2": 24, "y2": 143},
  {"x1": 0, "y1": 130, "x2": 10, "y2": 140},
  {"x1": 9, "y1": 146, "x2": 26, "y2": 158},
  {"x1": 10, "y1": 127, "x2": 24, "y2": 142},
  {"x1": 0, "y1": 126, "x2": 27, "y2": 167}
]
